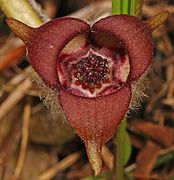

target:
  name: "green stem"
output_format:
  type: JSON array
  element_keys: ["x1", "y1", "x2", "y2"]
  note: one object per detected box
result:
[
  {"x1": 112, "y1": 0, "x2": 122, "y2": 15},
  {"x1": 114, "y1": 118, "x2": 127, "y2": 180},
  {"x1": 130, "y1": 0, "x2": 136, "y2": 15},
  {"x1": 112, "y1": 0, "x2": 143, "y2": 16},
  {"x1": 122, "y1": 0, "x2": 129, "y2": 15}
]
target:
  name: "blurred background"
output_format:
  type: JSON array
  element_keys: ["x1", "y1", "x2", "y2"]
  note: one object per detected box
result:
[{"x1": 0, "y1": 0, "x2": 174, "y2": 179}]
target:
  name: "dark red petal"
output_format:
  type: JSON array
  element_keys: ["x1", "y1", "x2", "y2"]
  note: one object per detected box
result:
[
  {"x1": 92, "y1": 15, "x2": 153, "y2": 81},
  {"x1": 8, "y1": 18, "x2": 89, "y2": 86},
  {"x1": 27, "y1": 18, "x2": 90, "y2": 86},
  {"x1": 58, "y1": 85, "x2": 131, "y2": 174}
]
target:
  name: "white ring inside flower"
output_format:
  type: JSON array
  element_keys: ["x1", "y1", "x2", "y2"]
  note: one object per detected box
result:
[{"x1": 57, "y1": 34, "x2": 130, "y2": 98}]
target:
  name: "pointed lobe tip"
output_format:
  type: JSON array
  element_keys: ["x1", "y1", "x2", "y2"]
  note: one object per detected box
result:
[
  {"x1": 86, "y1": 140, "x2": 103, "y2": 176},
  {"x1": 6, "y1": 18, "x2": 35, "y2": 42},
  {"x1": 147, "y1": 10, "x2": 169, "y2": 32}
]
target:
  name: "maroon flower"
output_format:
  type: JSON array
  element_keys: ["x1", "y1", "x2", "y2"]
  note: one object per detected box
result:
[{"x1": 7, "y1": 11, "x2": 168, "y2": 175}]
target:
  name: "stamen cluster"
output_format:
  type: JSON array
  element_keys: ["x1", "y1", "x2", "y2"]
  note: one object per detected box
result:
[{"x1": 74, "y1": 53, "x2": 109, "y2": 93}]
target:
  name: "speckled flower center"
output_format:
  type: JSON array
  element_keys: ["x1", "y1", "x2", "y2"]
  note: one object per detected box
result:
[
  {"x1": 57, "y1": 48, "x2": 130, "y2": 97},
  {"x1": 75, "y1": 53, "x2": 109, "y2": 88}
]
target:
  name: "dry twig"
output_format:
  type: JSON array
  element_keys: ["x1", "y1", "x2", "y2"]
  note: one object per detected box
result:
[
  {"x1": 0, "y1": 78, "x2": 32, "y2": 121},
  {"x1": 13, "y1": 100, "x2": 31, "y2": 179},
  {"x1": 37, "y1": 152, "x2": 81, "y2": 180}
]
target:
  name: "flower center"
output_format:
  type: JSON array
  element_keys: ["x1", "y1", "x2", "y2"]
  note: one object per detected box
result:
[
  {"x1": 74, "y1": 53, "x2": 110, "y2": 93},
  {"x1": 57, "y1": 48, "x2": 130, "y2": 98}
]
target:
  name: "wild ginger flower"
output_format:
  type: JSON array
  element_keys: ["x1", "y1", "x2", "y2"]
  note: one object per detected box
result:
[{"x1": 7, "y1": 11, "x2": 168, "y2": 175}]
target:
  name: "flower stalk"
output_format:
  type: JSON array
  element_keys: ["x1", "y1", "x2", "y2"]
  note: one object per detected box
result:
[{"x1": 114, "y1": 118, "x2": 127, "y2": 180}]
